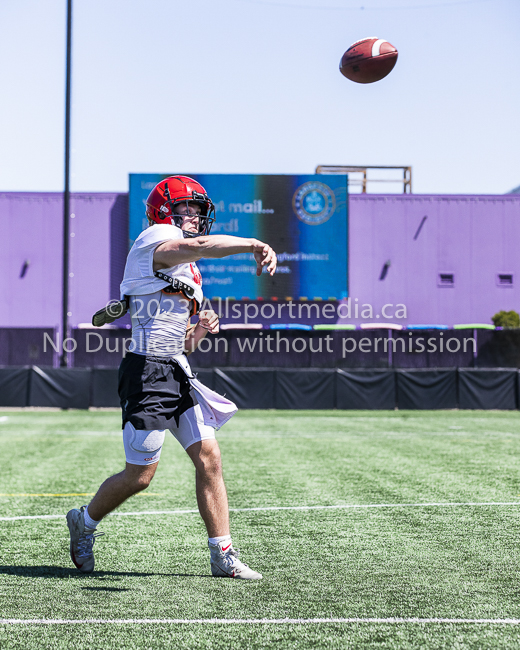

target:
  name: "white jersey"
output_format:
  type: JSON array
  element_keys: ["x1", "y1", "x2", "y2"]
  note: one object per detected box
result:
[{"x1": 120, "y1": 224, "x2": 204, "y2": 357}]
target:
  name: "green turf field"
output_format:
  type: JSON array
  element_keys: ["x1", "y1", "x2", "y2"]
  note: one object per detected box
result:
[{"x1": 1, "y1": 409, "x2": 520, "y2": 649}]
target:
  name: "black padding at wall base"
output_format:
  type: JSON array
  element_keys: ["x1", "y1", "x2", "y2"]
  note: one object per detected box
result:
[
  {"x1": 337, "y1": 370, "x2": 396, "y2": 409},
  {"x1": 28, "y1": 367, "x2": 91, "y2": 409},
  {"x1": 214, "y1": 368, "x2": 275, "y2": 409},
  {"x1": 275, "y1": 369, "x2": 335, "y2": 409},
  {"x1": 90, "y1": 368, "x2": 120, "y2": 407},
  {"x1": 458, "y1": 369, "x2": 517, "y2": 410},
  {"x1": 396, "y1": 370, "x2": 457, "y2": 409},
  {"x1": 0, "y1": 367, "x2": 30, "y2": 406},
  {"x1": 1, "y1": 366, "x2": 520, "y2": 411}
]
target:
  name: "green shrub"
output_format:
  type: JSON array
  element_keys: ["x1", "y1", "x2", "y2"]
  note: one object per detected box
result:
[{"x1": 492, "y1": 310, "x2": 520, "y2": 328}]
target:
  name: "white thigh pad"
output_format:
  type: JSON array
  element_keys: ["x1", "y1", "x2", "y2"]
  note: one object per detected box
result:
[
  {"x1": 129, "y1": 426, "x2": 164, "y2": 453},
  {"x1": 123, "y1": 422, "x2": 165, "y2": 466}
]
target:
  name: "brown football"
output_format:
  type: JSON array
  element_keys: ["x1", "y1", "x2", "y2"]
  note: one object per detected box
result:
[{"x1": 340, "y1": 37, "x2": 398, "y2": 84}]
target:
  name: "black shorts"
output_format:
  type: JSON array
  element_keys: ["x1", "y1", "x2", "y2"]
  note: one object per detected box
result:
[{"x1": 118, "y1": 353, "x2": 196, "y2": 431}]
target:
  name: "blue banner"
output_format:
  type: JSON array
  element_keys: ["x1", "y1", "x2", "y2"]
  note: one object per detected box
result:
[{"x1": 129, "y1": 174, "x2": 348, "y2": 300}]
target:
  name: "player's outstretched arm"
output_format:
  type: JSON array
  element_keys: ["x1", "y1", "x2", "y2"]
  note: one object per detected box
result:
[{"x1": 154, "y1": 235, "x2": 277, "y2": 277}]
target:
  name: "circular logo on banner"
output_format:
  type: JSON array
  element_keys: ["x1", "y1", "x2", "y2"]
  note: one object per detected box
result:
[{"x1": 292, "y1": 182, "x2": 336, "y2": 225}]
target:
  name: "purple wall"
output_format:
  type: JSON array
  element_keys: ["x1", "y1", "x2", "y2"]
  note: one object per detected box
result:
[
  {"x1": 0, "y1": 192, "x2": 127, "y2": 328},
  {"x1": 347, "y1": 194, "x2": 520, "y2": 326},
  {"x1": 1, "y1": 192, "x2": 519, "y2": 329}
]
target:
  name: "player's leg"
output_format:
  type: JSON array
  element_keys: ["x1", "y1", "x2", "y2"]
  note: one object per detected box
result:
[
  {"x1": 185, "y1": 438, "x2": 230, "y2": 538},
  {"x1": 86, "y1": 460, "x2": 159, "y2": 521},
  {"x1": 66, "y1": 423, "x2": 165, "y2": 573},
  {"x1": 173, "y1": 406, "x2": 262, "y2": 579}
]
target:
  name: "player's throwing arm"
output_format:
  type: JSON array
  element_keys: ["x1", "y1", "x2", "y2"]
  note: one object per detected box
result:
[{"x1": 153, "y1": 235, "x2": 277, "y2": 276}]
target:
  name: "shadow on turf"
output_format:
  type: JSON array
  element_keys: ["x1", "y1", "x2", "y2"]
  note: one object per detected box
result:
[{"x1": 0, "y1": 565, "x2": 211, "y2": 579}]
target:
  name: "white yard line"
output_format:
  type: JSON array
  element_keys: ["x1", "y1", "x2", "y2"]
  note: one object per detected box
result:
[
  {"x1": 1, "y1": 617, "x2": 520, "y2": 625},
  {"x1": 2, "y1": 502, "x2": 520, "y2": 522},
  {"x1": 0, "y1": 492, "x2": 162, "y2": 498}
]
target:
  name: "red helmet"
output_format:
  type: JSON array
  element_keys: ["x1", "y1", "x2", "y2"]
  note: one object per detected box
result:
[{"x1": 145, "y1": 175, "x2": 216, "y2": 237}]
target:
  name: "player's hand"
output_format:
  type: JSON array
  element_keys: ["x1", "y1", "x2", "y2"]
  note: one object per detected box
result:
[
  {"x1": 252, "y1": 240, "x2": 277, "y2": 276},
  {"x1": 197, "y1": 310, "x2": 219, "y2": 334}
]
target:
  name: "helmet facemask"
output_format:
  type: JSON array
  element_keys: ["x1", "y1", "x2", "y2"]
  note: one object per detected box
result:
[{"x1": 163, "y1": 184, "x2": 216, "y2": 238}]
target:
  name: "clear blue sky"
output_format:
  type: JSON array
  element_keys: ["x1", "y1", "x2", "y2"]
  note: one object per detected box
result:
[{"x1": 0, "y1": 0, "x2": 518, "y2": 194}]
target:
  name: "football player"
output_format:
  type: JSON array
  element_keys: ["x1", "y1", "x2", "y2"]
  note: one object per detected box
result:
[{"x1": 67, "y1": 176, "x2": 276, "y2": 579}]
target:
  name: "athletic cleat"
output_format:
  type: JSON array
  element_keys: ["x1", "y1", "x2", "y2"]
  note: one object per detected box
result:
[
  {"x1": 208, "y1": 540, "x2": 262, "y2": 580},
  {"x1": 66, "y1": 506, "x2": 104, "y2": 573}
]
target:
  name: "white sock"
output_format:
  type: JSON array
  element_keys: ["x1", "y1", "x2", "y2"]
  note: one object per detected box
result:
[
  {"x1": 208, "y1": 534, "x2": 232, "y2": 548},
  {"x1": 83, "y1": 506, "x2": 101, "y2": 530}
]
